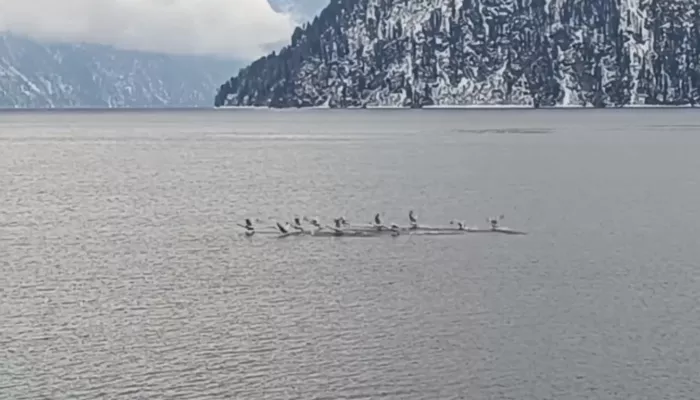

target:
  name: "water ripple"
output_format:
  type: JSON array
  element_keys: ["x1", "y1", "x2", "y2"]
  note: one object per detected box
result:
[{"x1": 2, "y1": 109, "x2": 700, "y2": 399}]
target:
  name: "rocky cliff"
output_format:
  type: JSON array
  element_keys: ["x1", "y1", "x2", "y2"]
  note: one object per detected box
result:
[
  {"x1": 216, "y1": 0, "x2": 699, "y2": 108},
  {"x1": 1, "y1": 33, "x2": 239, "y2": 108}
]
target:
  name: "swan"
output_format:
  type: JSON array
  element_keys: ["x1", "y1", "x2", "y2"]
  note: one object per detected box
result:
[{"x1": 408, "y1": 210, "x2": 418, "y2": 228}]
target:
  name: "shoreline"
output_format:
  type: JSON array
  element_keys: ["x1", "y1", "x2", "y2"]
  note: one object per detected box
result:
[
  {"x1": 1, "y1": 104, "x2": 696, "y2": 111},
  {"x1": 215, "y1": 103, "x2": 697, "y2": 110}
]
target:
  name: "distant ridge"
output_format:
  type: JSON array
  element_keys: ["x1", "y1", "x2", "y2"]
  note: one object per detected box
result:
[{"x1": 1, "y1": 33, "x2": 240, "y2": 108}]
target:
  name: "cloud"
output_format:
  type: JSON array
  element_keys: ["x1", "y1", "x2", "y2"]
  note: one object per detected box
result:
[{"x1": 0, "y1": 0, "x2": 297, "y2": 59}]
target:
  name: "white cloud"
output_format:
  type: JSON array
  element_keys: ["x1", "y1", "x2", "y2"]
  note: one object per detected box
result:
[{"x1": 0, "y1": 0, "x2": 297, "y2": 59}]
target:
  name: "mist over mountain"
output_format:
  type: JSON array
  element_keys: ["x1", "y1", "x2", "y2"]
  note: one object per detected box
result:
[
  {"x1": 1, "y1": 33, "x2": 239, "y2": 108},
  {"x1": 268, "y1": 0, "x2": 330, "y2": 21},
  {"x1": 217, "y1": 0, "x2": 700, "y2": 108}
]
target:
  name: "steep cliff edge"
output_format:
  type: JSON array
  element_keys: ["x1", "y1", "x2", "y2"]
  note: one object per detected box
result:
[{"x1": 216, "y1": 0, "x2": 699, "y2": 108}]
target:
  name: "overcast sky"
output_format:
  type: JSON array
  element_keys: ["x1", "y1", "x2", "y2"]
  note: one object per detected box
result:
[{"x1": 0, "y1": 0, "x2": 300, "y2": 60}]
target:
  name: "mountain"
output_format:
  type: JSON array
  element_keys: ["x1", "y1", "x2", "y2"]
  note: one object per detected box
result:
[
  {"x1": 1, "y1": 33, "x2": 240, "y2": 108},
  {"x1": 216, "y1": 0, "x2": 700, "y2": 108}
]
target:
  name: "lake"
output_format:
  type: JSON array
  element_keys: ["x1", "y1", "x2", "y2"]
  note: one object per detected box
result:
[{"x1": 1, "y1": 108, "x2": 700, "y2": 399}]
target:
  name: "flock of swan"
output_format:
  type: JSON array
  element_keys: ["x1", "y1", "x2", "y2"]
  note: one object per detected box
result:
[{"x1": 237, "y1": 210, "x2": 526, "y2": 238}]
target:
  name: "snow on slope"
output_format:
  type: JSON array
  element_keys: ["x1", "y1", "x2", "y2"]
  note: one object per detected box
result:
[
  {"x1": 217, "y1": 0, "x2": 700, "y2": 108},
  {"x1": 1, "y1": 33, "x2": 239, "y2": 108}
]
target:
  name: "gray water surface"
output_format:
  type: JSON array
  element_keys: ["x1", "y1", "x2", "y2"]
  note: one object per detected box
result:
[{"x1": 1, "y1": 108, "x2": 700, "y2": 399}]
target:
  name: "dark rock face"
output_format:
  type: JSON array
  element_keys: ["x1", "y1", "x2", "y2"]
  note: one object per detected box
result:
[{"x1": 216, "y1": 0, "x2": 700, "y2": 108}]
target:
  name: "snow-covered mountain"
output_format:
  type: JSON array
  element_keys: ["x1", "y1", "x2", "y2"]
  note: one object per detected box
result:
[
  {"x1": 1, "y1": 33, "x2": 240, "y2": 108},
  {"x1": 217, "y1": 0, "x2": 700, "y2": 108}
]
